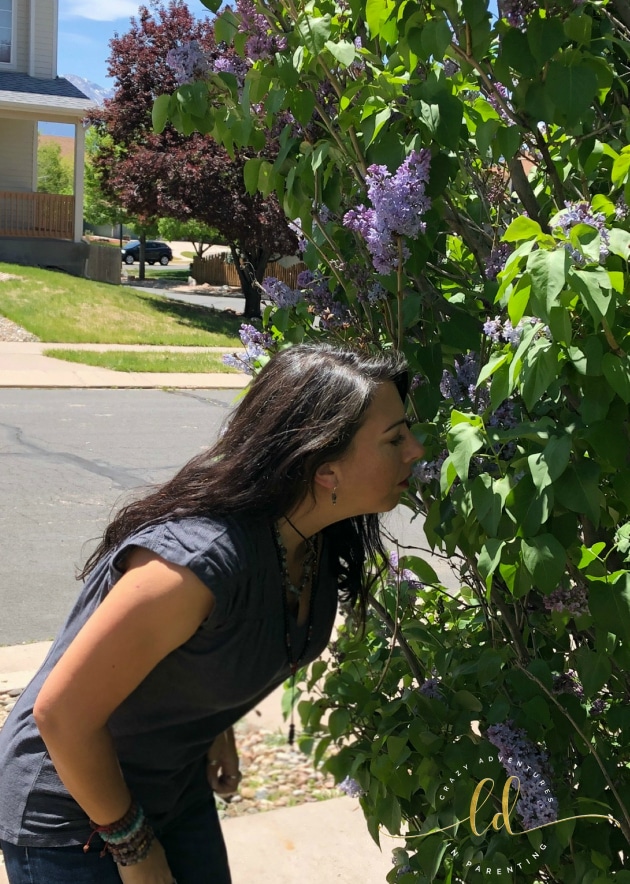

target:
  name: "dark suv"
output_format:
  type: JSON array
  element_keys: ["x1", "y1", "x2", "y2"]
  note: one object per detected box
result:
[{"x1": 121, "y1": 240, "x2": 173, "y2": 265}]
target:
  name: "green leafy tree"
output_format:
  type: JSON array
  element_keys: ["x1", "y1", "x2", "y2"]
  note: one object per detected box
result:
[
  {"x1": 157, "y1": 216, "x2": 220, "y2": 257},
  {"x1": 37, "y1": 141, "x2": 72, "y2": 195},
  {"x1": 164, "y1": 1, "x2": 630, "y2": 881}
]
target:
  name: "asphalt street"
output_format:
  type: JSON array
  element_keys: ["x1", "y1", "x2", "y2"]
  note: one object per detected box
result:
[
  {"x1": 0, "y1": 388, "x2": 454, "y2": 646},
  {"x1": 0, "y1": 388, "x2": 237, "y2": 644}
]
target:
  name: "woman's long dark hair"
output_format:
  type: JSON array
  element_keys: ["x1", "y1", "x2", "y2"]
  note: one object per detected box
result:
[{"x1": 80, "y1": 343, "x2": 409, "y2": 621}]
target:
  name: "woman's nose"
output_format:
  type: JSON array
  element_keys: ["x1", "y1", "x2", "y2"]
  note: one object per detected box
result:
[{"x1": 406, "y1": 435, "x2": 425, "y2": 462}]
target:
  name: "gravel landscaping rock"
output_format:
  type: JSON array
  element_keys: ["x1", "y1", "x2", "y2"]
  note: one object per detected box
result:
[{"x1": 0, "y1": 312, "x2": 40, "y2": 342}]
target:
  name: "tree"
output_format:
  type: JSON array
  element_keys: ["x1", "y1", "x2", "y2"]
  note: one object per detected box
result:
[
  {"x1": 164, "y1": 0, "x2": 630, "y2": 880},
  {"x1": 88, "y1": 0, "x2": 297, "y2": 313},
  {"x1": 157, "y1": 216, "x2": 220, "y2": 257},
  {"x1": 37, "y1": 141, "x2": 72, "y2": 195}
]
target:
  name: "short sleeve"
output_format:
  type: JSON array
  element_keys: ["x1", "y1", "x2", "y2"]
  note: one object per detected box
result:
[{"x1": 109, "y1": 517, "x2": 243, "y2": 625}]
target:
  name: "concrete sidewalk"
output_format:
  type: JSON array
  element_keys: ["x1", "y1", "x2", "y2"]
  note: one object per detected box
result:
[
  {"x1": 0, "y1": 342, "x2": 250, "y2": 389},
  {"x1": 0, "y1": 643, "x2": 394, "y2": 884}
]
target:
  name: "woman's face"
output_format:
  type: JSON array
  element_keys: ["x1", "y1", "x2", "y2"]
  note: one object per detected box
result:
[{"x1": 331, "y1": 381, "x2": 425, "y2": 515}]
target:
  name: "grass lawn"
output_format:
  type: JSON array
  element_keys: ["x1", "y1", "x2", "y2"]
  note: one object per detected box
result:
[
  {"x1": 43, "y1": 349, "x2": 242, "y2": 373},
  {"x1": 0, "y1": 263, "x2": 242, "y2": 345}
]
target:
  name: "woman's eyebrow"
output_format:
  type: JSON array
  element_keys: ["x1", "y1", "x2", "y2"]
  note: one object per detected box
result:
[{"x1": 383, "y1": 417, "x2": 407, "y2": 433}]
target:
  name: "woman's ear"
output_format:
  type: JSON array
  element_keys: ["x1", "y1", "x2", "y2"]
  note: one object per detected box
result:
[{"x1": 314, "y1": 462, "x2": 337, "y2": 492}]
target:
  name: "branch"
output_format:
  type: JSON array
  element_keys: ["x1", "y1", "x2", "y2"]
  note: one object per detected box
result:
[
  {"x1": 509, "y1": 156, "x2": 548, "y2": 231},
  {"x1": 368, "y1": 593, "x2": 425, "y2": 687}
]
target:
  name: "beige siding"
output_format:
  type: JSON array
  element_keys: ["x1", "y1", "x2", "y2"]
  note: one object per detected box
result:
[
  {"x1": 14, "y1": 0, "x2": 29, "y2": 72},
  {"x1": 32, "y1": 0, "x2": 54, "y2": 78},
  {"x1": 0, "y1": 116, "x2": 36, "y2": 190}
]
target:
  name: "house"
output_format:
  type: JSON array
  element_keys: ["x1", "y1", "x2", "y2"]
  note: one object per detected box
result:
[{"x1": 0, "y1": 0, "x2": 94, "y2": 272}]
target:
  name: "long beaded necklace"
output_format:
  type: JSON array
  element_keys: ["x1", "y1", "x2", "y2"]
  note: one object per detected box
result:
[{"x1": 272, "y1": 521, "x2": 320, "y2": 745}]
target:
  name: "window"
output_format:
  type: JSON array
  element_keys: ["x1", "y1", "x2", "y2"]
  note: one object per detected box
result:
[{"x1": 0, "y1": 0, "x2": 12, "y2": 65}]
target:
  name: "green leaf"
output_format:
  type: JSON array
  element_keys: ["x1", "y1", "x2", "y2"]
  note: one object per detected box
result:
[
  {"x1": 521, "y1": 341, "x2": 560, "y2": 409},
  {"x1": 527, "y1": 249, "x2": 570, "y2": 319},
  {"x1": 507, "y1": 476, "x2": 551, "y2": 536},
  {"x1": 328, "y1": 707, "x2": 351, "y2": 740},
  {"x1": 152, "y1": 93, "x2": 171, "y2": 134},
  {"x1": 471, "y1": 474, "x2": 509, "y2": 536},
  {"x1": 574, "y1": 647, "x2": 612, "y2": 698},
  {"x1": 503, "y1": 216, "x2": 543, "y2": 243},
  {"x1": 214, "y1": 8, "x2": 239, "y2": 44},
  {"x1": 420, "y1": 18, "x2": 452, "y2": 60},
  {"x1": 446, "y1": 421, "x2": 484, "y2": 480},
  {"x1": 324, "y1": 39, "x2": 356, "y2": 66},
  {"x1": 199, "y1": 0, "x2": 221, "y2": 11},
  {"x1": 402, "y1": 556, "x2": 439, "y2": 585},
  {"x1": 546, "y1": 61, "x2": 599, "y2": 125},
  {"x1": 521, "y1": 534, "x2": 567, "y2": 594},
  {"x1": 527, "y1": 14, "x2": 566, "y2": 64},
  {"x1": 571, "y1": 268, "x2": 612, "y2": 323},
  {"x1": 296, "y1": 13, "x2": 332, "y2": 55},
  {"x1": 555, "y1": 460, "x2": 601, "y2": 525},
  {"x1": 453, "y1": 690, "x2": 483, "y2": 711},
  {"x1": 612, "y1": 151, "x2": 630, "y2": 187},
  {"x1": 602, "y1": 352, "x2": 630, "y2": 403},
  {"x1": 507, "y1": 274, "x2": 532, "y2": 326},
  {"x1": 589, "y1": 572, "x2": 630, "y2": 643},
  {"x1": 527, "y1": 435, "x2": 572, "y2": 492},
  {"x1": 500, "y1": 27, "x2": 538, "y2": 78},
  {"x1": 366, "y1": 0, "x2": 395, "y2": 39},
  {"x1": 243, "y1": 158, "x2": 263, "y2": 195},
  {"x1": 495, "y1": 125, "x2": 521, "y2": 162},
  {"x1": 478, "y1": 539, "x2": 505, "y2": 589},
  {"x1": 477, "y1": 649, "x2": 503, "y2": 686},
  {"x1": 608, "y1": 227, "x2": 630, "y2": 259}
]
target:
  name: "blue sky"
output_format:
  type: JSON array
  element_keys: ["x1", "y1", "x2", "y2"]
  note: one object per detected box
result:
[{"x1": 57, "y1": 0, "x2": 500, "y2": 89}]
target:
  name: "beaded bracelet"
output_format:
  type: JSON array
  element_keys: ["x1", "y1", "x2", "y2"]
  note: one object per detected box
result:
[{"x1": 84, "y1": 799, "x2": 155, "y2": 866}]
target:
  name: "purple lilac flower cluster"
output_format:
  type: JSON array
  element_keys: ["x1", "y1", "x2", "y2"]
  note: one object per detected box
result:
[
  {"x1": 443, "y1": 59, "x2": 460, "y2": 77},
  {"x1": 388, "y1": 551, "x2": 423, "y2": 589},
  {"x1": 501, "y1": 0, "x2": 537, "y2": 29},
  {"x1": 262, "y1": 276, "x2": 304, "y2": 309},
  {"x1": 237, "y1": 0, "x2": 287, "y2": 61},
  {"x1": 485, "y1": 243, "x2": 512, "y2": 280},
  {"x1": 413, "y1": 451, "x2": 448, "y2": 484},
  {"x1": 488, "y1": 82, "x2": 513, "y2": 123},
  {"x1": 222, "y1": 323, "x2": 273, "y2": 375},
  {"x1": 553, "y1": 669, "x2": 584, "y2": 699},
  {"x1": 211, "y1": 55, "x2": 250, "y2": 88},
  {"x1": 590, "y1": 695, "x2": 607, "y2": 716},
  {"x1": 343, "y1": 150, "x2": 432, "y2": 274},
  {"x1": 295, "y1": 270, "x2": 353, "y2": 329},
  {"x1": 486, "y1": 722, "x2": 559, "y2": 830},
  {"x1": 338, "y1": 776, "x2": 365, "y2": 798},
  {"x1": 166, "y1": 41, "x2": 209, "y2": 86},
  {"x1": 440, "y1": 353, "x2": 489, "y2": 411},
  {"x1": 543, "y1": 584, "x2": 589, "y2": 616},
  {"x1": 419, "y1": 677, "x2": 443, "y2": 700},
  {"x1": 556, "y1": 201, "x2": 610, "y2": 263},
  {"x1": 615, "y1": 195, "x2": 629, "y2": 221}
]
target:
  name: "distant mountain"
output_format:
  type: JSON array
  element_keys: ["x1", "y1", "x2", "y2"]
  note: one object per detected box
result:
[{"x1": 61, "y1": 75, "x2": 115, "y2": 105}]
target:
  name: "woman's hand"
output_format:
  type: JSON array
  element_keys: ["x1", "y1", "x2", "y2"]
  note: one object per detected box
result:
[
  {"x1": 206, "y1": 727, "x2": 242, "y2": 799},
  {"x1": 117, "y1": 839, "x2": 176, "y2": 883}
]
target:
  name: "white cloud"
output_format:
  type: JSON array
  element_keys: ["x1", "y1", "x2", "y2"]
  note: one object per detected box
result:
[{"x1": 60, "y1": 0, "x2": 141, "y2": 21}]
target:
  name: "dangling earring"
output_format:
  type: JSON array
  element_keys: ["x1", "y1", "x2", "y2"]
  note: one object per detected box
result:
[{"x1": 332, "y1": 486, "x2": 337, "y2": 506}]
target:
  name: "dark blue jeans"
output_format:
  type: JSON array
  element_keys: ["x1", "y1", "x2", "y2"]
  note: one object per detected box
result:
[{"x1": 0, "y1": 799, "x2": 231, "y2": 884}]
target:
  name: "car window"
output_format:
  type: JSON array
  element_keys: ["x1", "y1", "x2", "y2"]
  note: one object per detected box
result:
[{"x1": 125, "y1": 240, "x2": 140, "y2": 248}]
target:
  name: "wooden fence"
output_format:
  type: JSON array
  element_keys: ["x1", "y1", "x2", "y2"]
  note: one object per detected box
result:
[
  {"x1": 86, "y1": 243, "x2": 122, "y2": 285},
  {"x1": 191, "y1": 255, "x2": 307, "y2": 289},
  {"x1": 0, "y1": 192, "x2": 74, "y2": 240}
]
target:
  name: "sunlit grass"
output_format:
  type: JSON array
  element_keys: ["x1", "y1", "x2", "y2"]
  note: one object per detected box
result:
[
  {"x1": 0, "y1": 263, "x2": 241, "y2": 345},
  {"x1": 43, "y1": 349, "x2": 241, "y2": 373}
]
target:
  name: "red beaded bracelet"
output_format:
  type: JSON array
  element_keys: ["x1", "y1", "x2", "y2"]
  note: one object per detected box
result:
[{"x1": 84, "y1": 799, "x2": 155, "y2": 865}]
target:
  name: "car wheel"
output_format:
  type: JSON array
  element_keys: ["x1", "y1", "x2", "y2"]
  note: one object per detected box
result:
[
  {"x1": 124, "y1": 254, "x2": 134, "y2": 265},
  {"x1": 159, "y1": 255, "x2": 170, "y2": 265}
]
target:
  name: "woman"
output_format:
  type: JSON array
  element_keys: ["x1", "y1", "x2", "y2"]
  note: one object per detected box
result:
[{"x1": 0, "y1": 343, "x2": 424, "y2": 884}]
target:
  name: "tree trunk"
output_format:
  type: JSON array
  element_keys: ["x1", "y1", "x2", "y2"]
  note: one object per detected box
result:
[
  {"x1": 230, "y1": 244, "x2": 269, "y2": 318},
  {"x1": 139, "y1": 231, "x2": 146, "y2": 281}
]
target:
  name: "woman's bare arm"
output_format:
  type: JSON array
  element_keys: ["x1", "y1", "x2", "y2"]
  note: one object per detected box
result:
[{"x1": 33, "y1": 547, "x2": 214, "y2": 826}]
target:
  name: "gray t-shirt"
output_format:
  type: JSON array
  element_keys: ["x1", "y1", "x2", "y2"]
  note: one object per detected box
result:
[{"x1": 0, "y1": 515, "x2": 338, "y2": 847}]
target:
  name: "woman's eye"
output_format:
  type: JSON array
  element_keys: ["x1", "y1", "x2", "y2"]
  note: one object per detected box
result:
[{"x1": 391, "y1": 434, "x2": 405, "y2": 446}]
